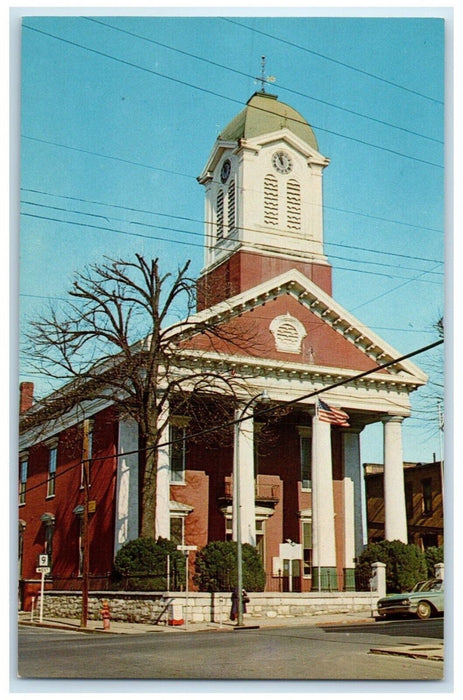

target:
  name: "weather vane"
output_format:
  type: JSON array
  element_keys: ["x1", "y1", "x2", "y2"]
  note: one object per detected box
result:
[{"x1": 255, "y1": 56, "x2": 276, "y2": 93}]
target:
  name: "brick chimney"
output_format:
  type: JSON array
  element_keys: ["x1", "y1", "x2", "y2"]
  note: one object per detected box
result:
[{"x1": 19, "y1": 382, "x2": 34, "y2": 414}]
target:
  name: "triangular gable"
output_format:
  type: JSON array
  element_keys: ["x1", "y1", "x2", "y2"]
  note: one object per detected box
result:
[
  {"x1": 173, "y1": 268, "x2": 427, "y2": 385},
  {"x1": 198, "y1": 128, "x2": 328, "y2": 183}
]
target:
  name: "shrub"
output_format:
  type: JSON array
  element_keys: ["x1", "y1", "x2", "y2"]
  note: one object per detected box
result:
[
  {"x1": 424, "y1": 545, "x2": 444, "y2": 578},
  {"x1": 194, "y1": 541, "x2": 266, "y2": 592},
  {"x1": 113, "y1": 537, "x2": 185, "y2": 591},
  {"x1": 356, "y1": 540, "x2": 427, "y2": 593}
]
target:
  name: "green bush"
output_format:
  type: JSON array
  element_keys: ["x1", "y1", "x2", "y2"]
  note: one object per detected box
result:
[
  {"x1": 113, "y1": 537, "x2": 185, "y2": 591},
  {"x1": 424, "y1": 546, "x2": 444, "y2": 578},
  {"x1": 193, "y1": 541, "x2": 266, "y2": 592},
  {"x1": 356, "y1": 540, "x2": 428, "y2": 593}
]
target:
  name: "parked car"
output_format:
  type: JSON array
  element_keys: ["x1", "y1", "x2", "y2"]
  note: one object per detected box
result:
[{"x1": 376, "y1": 578, "x2": 444, "y2": 620}]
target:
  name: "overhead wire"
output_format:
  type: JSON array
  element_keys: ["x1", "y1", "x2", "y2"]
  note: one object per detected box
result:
[
  {"x1": 19, "y1": 198, "x2": 444, "y2": 278},
  {"x1": 223, "y1": 18, "x2": 444, "y2": 105},
  {"x1": 21, "y1": 185, "x2": 445, "y2": 238},
  {"x1": 18, "y1": 337, "x2": 443, "y2": 497},
  {"x1": 84, "y1": 16, "x2": 442, "y2": 145},
  {"x1": 19, "y1": 210, "x2": 442, "y2": 286},
  {"x1": 21, "y1": 23, "x2": 443, "y2": 169}
]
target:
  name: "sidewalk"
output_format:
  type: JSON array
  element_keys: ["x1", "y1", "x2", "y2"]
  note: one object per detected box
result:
[
  {"x1": 17, "y1": 610, "x2": 443, "y2": 661},
  {"x1": 18, "y1": 609, "x2": 375, "y2": 635}
]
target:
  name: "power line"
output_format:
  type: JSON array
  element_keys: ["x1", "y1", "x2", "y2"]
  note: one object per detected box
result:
[
  {"x1": 22, "y1": 135, "x2": 193, "y2": 181},
  {"x1": 21, "y1": 185, "x2": 445, "y2": 238},
  {"x1": 223, "y1": 18, "x2": 444, "y2": 105},
  {"x1": 19, "y1": 337, "x2": 443, "y2": 496},
  {"x1": 85, "y1": 16, "x2": 442, "y2": 145},
  {"x1": 22, "y1": 23, "x2": 443, "y2": 169},
  {"x1": 20, "y1": 199, "x2": 443, "y2": 277},
  {"x1": 351, "y1": 262, "x2": 443, "y2": 312},
  {"x1": 20, "y1": 189, "x2": 444, "y2": 266},
  {"x1": 19, "y1": 210, "x2": 442, "y2": 286}
]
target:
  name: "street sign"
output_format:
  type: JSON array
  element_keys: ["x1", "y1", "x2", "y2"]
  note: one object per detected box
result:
[
  {"x1": 38, "y1": 554, "x2": 49, "y2": 566},
  {"x1": 36, "y1": 566, "x2": 50, "y2": 574},
  {"x1": 177, "y1": 545, "x2": 197, "y2": 551}
]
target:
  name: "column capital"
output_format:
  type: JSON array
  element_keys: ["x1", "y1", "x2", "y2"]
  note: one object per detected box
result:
[
  {"x1": 381, "y1": 414, "x2": 406, "y2": 425},
  {"x1": 340, "y1": 423, "x2": 364, "y2": 435}
]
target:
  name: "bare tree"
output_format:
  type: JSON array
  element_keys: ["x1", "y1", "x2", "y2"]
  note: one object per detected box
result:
[
  {"x1": 22, "y1": 254, "x2": 259, "y2": 538},
  {"x1": 413, "y1": 315, "x2": 444, "y2": 442}
]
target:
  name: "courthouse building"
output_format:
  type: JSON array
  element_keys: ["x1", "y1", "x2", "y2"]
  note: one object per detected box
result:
[{"x1": 18, "y1": 90, "x2": 427, "y2": 605}]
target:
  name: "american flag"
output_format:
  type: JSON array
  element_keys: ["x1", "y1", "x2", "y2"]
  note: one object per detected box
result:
[{"x1": 317, "y1": 399, "x2": 350, "y2": 427}]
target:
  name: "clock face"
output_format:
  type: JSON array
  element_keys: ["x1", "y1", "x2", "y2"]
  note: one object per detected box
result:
[
  {"x1": 272, "y1": 150, "x2": 293, "y2": 174},
  {"x1": 220, "y1": 159, "x2": 231, "y2": 183}
]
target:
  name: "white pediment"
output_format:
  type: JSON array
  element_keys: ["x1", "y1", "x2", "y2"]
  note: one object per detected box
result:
[
  {"x1": 238, "y1": 128, "x2": 329, "y2": 166},
  {"x1": 176, "y1": 268, "x2": 428, "y2": 385}
]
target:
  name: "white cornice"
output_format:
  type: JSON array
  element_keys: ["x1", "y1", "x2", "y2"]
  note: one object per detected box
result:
[{"x1": 175, "y1": 348, "x2": 424, "y2": 390}]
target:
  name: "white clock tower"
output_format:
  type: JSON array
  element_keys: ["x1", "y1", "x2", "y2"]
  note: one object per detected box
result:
[{"x1": 197, "y1": 91, "x2": 332, "y2": 310}]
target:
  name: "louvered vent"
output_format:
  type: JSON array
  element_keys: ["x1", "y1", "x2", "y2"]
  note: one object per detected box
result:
[
  {"x1": 217, "y1": 189, "x2": 224, "y2": 239},
  {"x1": 228, "y1": 181, "x2": 236, "y2": 233},
  {"x1": 264, "y1": 174, "x2": 279, "y2": 225},
  {"x1": 276, "y1": 321, "x2": 299, "y2": 347},
  {"x1": 270, "y1": 313, "x2": 307, "y2": 353},
  {"x1": 287, "y1": 179, "x2": 301, "y2": 230}
]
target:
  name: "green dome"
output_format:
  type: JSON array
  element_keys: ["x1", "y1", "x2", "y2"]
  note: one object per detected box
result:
[{"x1": 219, "y1": 92, "x2": 319, "y2": 151}]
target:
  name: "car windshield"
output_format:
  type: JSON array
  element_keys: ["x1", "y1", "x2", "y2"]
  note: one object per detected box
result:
[
  {"x1": 412, "y1": 579, "x2": 442, "y2": 592},
  {"x1": 411, "y1": 581, "x2": 427, "y2": 592}
]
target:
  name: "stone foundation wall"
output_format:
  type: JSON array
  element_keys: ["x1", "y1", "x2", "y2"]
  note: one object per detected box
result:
[{"x1": 40, "y1": 590, "x2": 378, "y2": 624}]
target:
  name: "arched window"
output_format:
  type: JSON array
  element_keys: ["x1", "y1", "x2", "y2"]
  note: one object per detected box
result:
[
  {"x1": 228, "y1": 180, "x2": 236, "y2": 233},
  {"x1": 264, "y1": 174, "x2": 279, "y2": 225},
  {"x1": 287, "y1": 179, "x2": 301, "y2": 230},
  {"x1": 216, "y1": 189, "x2": 224, "y2": 240}
]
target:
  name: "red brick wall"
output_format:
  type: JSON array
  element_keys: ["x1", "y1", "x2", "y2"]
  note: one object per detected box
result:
[
  {"x1": 19, "y1": 407, "x2": 119, "y2": 604},
  {"x1": 197, "y1": 251, "x2": 332, "y2": 310},
  {"x1": 188, "y1": 292, "x2": 380, "y2": 373}
]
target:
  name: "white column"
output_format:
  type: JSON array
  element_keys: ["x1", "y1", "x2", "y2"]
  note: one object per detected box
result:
[
  {"x1": 311, "y1": 414, "x2": 337, "y2": 572},
  {"x1": 115, "y1": 418, "x2": 139, "y2": 554},
  {"x1": 383, "y1": 415, "x2": 408, "y2": 543},
  {"x1": 155, "y1": 404, "x2": 171, "y2": 540},
  {"x1": 343, "y1": 429, "x2": 365, "y2": 559},
  {"x1": 343, "y1": 477, "x2": 355, "y2": 573},
  {"x1": 232, "y1": 407, "x2": 256, "y2": 546}
]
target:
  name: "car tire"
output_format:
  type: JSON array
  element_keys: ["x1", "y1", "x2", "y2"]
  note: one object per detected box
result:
[{"x1": 416, "y1": 601, "x2": 432, "y2": 620}]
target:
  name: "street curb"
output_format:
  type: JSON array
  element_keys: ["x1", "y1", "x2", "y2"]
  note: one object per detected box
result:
[
  {"x1": 18, "y1": 620, "x2": 112, "y2": 634},
  {"x1": 315, "y1": 618, "x2": 375, "y2": 627},
  {"x1": 369, "y1": 645, "x2": 444, "y2": 662}
]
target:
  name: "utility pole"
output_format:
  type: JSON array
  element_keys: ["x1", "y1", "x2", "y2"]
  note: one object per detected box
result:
[
  {"x1": 80, "y1": 418, "x2": 90, "y2": 628},
  {"x1": 437, "y1": 401, "x2": 444, "y2": 506}
]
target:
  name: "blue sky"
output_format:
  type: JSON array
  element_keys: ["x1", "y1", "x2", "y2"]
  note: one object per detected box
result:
[{"x1": 14, "y1": 10, "x2": 447, "y2": 465}]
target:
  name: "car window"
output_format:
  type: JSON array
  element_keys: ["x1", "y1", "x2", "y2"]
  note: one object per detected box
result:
[{"x1": 418, "y1": 579, "x2": 443, "y2": 592}]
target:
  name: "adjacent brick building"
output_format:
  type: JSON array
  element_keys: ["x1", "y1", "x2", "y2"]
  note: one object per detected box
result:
[{"x1": 364, "y1": 461, "x2": 444, "y2": 548}]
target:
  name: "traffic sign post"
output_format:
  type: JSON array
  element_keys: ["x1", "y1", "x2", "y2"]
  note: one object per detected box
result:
[
  {"x1": 36, "y1": 554, "x2": 50, "y2": 623},
  {"x1": 35, "y1": 567, "x2": 50, "y2": 623},
  {"x1": 177, "y1": 545, "x2": 197, "y2": 630}
]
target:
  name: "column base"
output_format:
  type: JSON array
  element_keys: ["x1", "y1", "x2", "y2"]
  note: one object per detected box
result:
[
  {"x1": 343, "y1": 568, "x2": 356, "y2": 591},
  {"x1": 312, "y1": 567, "x2": 338, "y2": 591}
]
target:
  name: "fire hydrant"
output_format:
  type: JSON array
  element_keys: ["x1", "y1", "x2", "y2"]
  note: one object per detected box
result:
[{"x1": 100, "y1": 600, "x2": 111, "y2": 631}]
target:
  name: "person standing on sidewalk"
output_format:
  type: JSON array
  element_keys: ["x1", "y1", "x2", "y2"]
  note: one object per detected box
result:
[{"x1": 230, "y1": 588, "x2": 249, "y2": 622}]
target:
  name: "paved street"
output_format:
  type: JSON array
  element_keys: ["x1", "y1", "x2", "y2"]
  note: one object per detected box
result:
[{"x1": 17, "y1": 618, "x2": 445, "y2": 682}]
